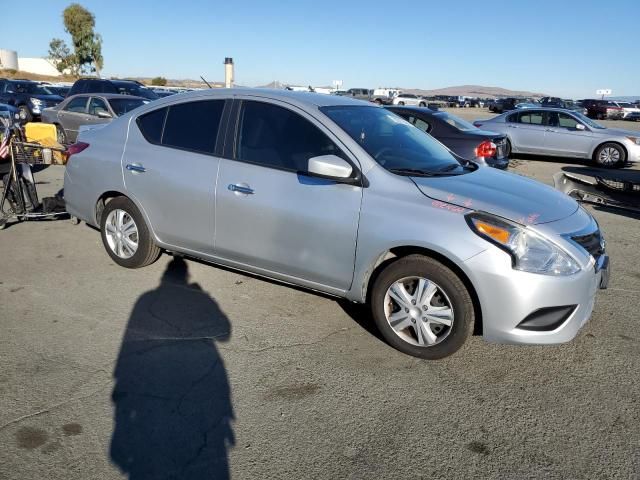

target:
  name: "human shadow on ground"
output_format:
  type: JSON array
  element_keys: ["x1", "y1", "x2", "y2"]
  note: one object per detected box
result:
[{"x1": 110, "y1": 257, "x2": 234, "y2": 479}]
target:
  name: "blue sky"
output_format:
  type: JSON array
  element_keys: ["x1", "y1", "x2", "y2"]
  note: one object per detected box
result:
[{"x1": 2, "y1": 0, "x2": 639, "y2": 97}]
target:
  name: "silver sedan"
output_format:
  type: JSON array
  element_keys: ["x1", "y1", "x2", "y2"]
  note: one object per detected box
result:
[
  {"x1": 41, "y1": 93, "x2": 147, "y2": 144},
  {"x1": 474, "y1": 108, "x2": 640, "y2": 167},
  {"x1": 63, "y1": 90, "x2": 609, "y2": 359}
]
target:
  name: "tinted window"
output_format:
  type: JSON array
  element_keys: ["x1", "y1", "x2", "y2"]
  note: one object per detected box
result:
[
  {"x1": 112, "y1": 82, "x2": 159, "y2": 100},
  {"x1": 237, "y1": 101, "x2": 342, "y2": 171},
  {"x1": 404, "y1": 115, "x2": 431, "y2": 133},
  {"x1": 137, "y1": 107, "x2": 167, "y2": 143},
  {"x1": 518, "y1": 111, "x2": 543, "y2": 125},
  {"x1": 506, "y1": 112, "x2": 519, "y2": 123},
  {"x1": 162, "y1": 100, "x2": 224, "y2": 154},
  {"x1": 88, "y1": 97, "x2": 109, "y2": 116},
  {"x1": 64, "y1": 97, "x2": 88, "y2": 113}
]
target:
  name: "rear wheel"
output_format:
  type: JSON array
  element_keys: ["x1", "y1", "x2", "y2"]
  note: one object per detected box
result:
[
  {"x1": 504, "y1": 139, "x2": 512, "y2": 158},
  {"x1": 594, "y1": 143, "x2": 625, "y2": 168},
  {"x1": 100, "y1": 196, "x2": 161, "y2": 268},
  {"x1": 370, "y1": 255, "x2": 474, "y2": 359},
  {"x1": 419, "y1": 102, "x2": 426, "y2": 107},
  {"x1": 398, "y1": 101, "x2": 405, "y2": 106}
]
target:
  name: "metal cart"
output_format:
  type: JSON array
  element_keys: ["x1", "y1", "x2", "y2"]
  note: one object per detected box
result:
[{"x1": 0, "y1": 129, "x2": 68, "y2": 230}]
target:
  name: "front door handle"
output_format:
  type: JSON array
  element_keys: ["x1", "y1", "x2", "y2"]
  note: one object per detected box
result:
[
  {"x1": 228, "y1": 183, "x2": 254, "y2": 195},
  {"x1": 126, "y1": 164, "x2": 146, "y2": 173}
]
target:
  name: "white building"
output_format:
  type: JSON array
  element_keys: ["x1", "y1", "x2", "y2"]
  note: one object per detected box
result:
[{"x1": 18, "y1": 57, "x2": 62, "y2": 77}]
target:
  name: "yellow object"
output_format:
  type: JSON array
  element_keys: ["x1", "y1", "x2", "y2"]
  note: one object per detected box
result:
[{"x1": 24, "y1": 122, "x2": 67, "y2": 165}]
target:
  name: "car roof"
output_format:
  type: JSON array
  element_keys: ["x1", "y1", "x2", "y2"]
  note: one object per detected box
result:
[
  {"x1": 66, "y1": 93, "x2": 147, "y2": 101},
  {"x1": 142, "y1": 88, "x2": 374, "y2": 108}
]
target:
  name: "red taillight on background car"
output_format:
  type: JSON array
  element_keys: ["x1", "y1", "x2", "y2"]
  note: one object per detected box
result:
[
  {"x1": 475, "y1": 141, "x2": 496, "y2": 158},
  {"x1": 66, "y1": 142, "x2": 90, "y2": 158}
]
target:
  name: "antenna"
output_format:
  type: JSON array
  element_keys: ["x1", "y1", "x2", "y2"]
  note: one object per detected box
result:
[{"x1": 200, "y1": 76, "x2": 213, "y2": 88}]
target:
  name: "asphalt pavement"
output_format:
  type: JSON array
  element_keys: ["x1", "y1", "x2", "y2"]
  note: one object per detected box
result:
[{"x1": 1, "y1": 112, "x2": 639, "y2": 479}]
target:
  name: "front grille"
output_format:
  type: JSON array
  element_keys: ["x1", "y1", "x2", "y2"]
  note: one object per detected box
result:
[{"x1": 572, "y1": 230, "x2": 604, "y2": 257}]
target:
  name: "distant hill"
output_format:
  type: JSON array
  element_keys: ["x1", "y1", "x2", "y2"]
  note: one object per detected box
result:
[{"x1": 403, "y1": 84, "x2": 548, "y2": 98}]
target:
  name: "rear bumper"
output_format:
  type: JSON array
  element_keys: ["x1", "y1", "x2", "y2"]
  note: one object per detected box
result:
[{"x1": 464, "y1": 247, "x2": 607, "y2": 345}]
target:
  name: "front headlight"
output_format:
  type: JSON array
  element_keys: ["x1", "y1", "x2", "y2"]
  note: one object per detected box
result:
[
  {"x1": 466, "y1": 213, "x2": 581, "y2": 276},
  {"x1": 626, "y1": 136, "x2": 640, "y2": 146},
  {"x1": 30, "y1": 98, "x2": 43, "y2": 106}
]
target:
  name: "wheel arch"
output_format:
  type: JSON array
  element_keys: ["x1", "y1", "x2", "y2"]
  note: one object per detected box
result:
[{"x1": 363, "y1": 245, "x2": 483, "y2": 335}]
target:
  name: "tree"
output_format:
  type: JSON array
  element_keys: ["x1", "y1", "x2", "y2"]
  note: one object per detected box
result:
[
  {"x1": 48, "y1": 38, "x2": 72, "y2": 74},
  {"x1": 151, "y1": 77, "x2": 167, "y2": 86},
  {"x1": 48, "y1": 3, "x2": 103, "y2": 76}
]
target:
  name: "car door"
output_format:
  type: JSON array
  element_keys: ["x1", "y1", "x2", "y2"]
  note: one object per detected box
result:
[
  {"x1": 543, "y1": 111, "x2": 594, "y2": 157},
  {"x1": 506, "y1": 110, "x2": 546, "y2": 153},
  {"x1": 57, "y1": 96, "x2": 89, "y2": 142},
  {"x1": 214, "y1": 98, "x2": 363, "y2": 290},
  {"x1": 122, "y1": 99, "x2": 227, "y2": 254}
]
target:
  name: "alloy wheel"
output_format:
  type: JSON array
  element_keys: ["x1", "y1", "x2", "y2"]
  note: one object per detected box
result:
[{"x1": 598, "y1": 147, "x2": 620, "y2": 166}]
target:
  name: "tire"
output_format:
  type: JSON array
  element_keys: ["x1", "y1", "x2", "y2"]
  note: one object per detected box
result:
[
  {"x1": 100, "y1": 196, "x2": 161, "y2": 268},
  {"x1": 398, "y1": 101, "x2": 405, "y2": 106},
  {"x1": 375, "y1": 99, "x2": 382, "y2": 105},
  {"x1": 370, "y1": 255, "x2": 474, "y2": 359},
  {"x1": 18, "y1": 105, "x2": 33, "y2": 122},
  {"x1": 55, "y1": 125, "x2": 67, "y2": 145},
  {"x1": 504, "y1": 139, "x2": 512, "y2": 158},
  {"x1": 419, "y1": 102, "x2": 426, "y2": 107},
  {"x1": 594, "y1": 142, "x2": 625, "y2": 168}
]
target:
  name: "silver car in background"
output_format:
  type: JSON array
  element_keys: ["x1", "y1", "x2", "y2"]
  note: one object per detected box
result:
[
  {"x1": 392, "y1": 93, "x2": 427, "y2": 107},
  {"x1": 64, "y1": 90, "x2": 609, "y2": 359},
  {"x1": 41, "y1": 93, "x2": 147, "y2": 144},
  {"x1": 474, "y1": 108, "x2": 640, "y2": 167}
]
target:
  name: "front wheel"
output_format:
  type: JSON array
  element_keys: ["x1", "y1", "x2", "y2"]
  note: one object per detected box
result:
[
  {"x1": 398, "y1": 101, "x2": 405, "y2": 106},
  {"x1": 594, "y1": 143, "x2": 625, "y2": 168},
  {"x1": 100, "y1": 196, "x2": 161, "y2": 268},
  {"x1": 504, "y1": 139, "x2": 512, "y2": 158},
  {"x1": 18, "y1": 105, "x2": 33, "y2": 123},
  {"x1": 370, "y1": 255, "x2": 474, "y2": 359},
  {"x1": 418, "y1": 102, "x2": 426, "y2": 107},
  {"x1": 56, "y1": 125, "x2": 67, "y2": 145}
]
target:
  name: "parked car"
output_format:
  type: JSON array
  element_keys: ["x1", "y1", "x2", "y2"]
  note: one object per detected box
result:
[
  {"x1": 345, "y1": 88, "x2": 372, "y2": 101},
  {"x1": 387, "y1": 106, "x2": 509, "y2": 168},
  {"x1": 489, "y1": 97, "x2": 526, "y2": 113},
  {"x1": 371, "y1": 88, "x2": 400, "y2": 105},
  {"x1": 64, "y1": 89, "x2": 609, "y2": 359},
  {"x1": 514, "y1": 102, "x2": 539, "y2": 110},
  {"x1": 392, "y1": 93, "x2": 427, "y2": 106},
  {"x1": 610, "y1": 101, "x2": 640, "y2": 121},
  {"x1": 68, "y1": 78, "x2": 159, "y2": 101},
  {"x1": 580, "y1": 99, "x2": 624, "y2": 120},
  {"x1": 46, "y1": 85, "x2": 71, "y2": 98},
  {"x1": 539, "y1": 97, "x2": 587, "y2": 115},
  {"x1": 0, "y1": 79, "x2": 64, "y2": 121},
  {"x1": 41, "y1": 94, "x2": 147, "y2": 144},
  {"x1": 474, "y1": 108, "x2": 640, "y2": 167}
]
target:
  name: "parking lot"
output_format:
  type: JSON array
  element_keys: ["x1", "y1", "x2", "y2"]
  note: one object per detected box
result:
[{"x1": 1, "y1": 109, "x2": 639, "y2": 479}]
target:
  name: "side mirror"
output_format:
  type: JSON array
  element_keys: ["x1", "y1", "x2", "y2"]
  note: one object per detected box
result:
[
  {"x1": 97, "y1": 110, "x2": 112, "y2": 119},
  {"x1": 307, "y1": 155, "x2": 354, "y2": 182},
  {"x1": 575, "y1": 123, "x2": 586, "y2": 131}
]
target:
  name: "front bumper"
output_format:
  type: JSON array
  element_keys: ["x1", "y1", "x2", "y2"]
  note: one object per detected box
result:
[{"x1": 464, "y1": 247, "x2": 608, "y2": 345}]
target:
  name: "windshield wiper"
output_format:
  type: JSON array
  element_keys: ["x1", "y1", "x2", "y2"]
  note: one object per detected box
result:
[
  {"x1": 438, "y1": 163, "x2": 461, "y2": 172},
  {"x1": 388, "y1": 167, "x2": 458, "y2": 177}
]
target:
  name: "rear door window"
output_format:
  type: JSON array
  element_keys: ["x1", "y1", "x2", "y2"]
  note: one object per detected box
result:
[
  {"x1": 88, "y1": 97, "x2": 109, "y2": 116},
  {"x1": 518, "y1": 111, "x2": 544, "y2": 125},
  {"x1": 161, "y1": 100, "x2": 224, "y2": 154}
]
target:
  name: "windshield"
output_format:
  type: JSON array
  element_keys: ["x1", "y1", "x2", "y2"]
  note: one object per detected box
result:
[
  {"x1": 434, "y1": 112, "x2": 477, "y2": 131},
  {"x1": 617, "y1": 102, "x2": 634, "y2": 108},
  {"x1": 113, "y1": 82, "x2": 159, "y2": 100},
  {"x1": 108, "y1": 98, "x2": 147, "y2": 116},
  {"x1": 13, "y1": 83, "x2": 54, "y2": 95},
  {"x1": 321, "y1": 105, "x2": 463, "y2": 174},
  {"x1": 573, "y1": 111, "x2": 605, "y2": 129}
]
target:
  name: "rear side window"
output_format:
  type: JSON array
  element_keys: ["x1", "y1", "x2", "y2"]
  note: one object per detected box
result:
[
  {"x1": 236, "y1": 101, "x2": 343, "y2": 172},
  {"x1": 137, "y1": 107, "x2": 167, "y2": 144},
  {"x1": 162, "y1": 100, "x2": 224, "y2": 154},
  {"x1": 518, "y1": 111, "x2": 543, "y2": 125}
]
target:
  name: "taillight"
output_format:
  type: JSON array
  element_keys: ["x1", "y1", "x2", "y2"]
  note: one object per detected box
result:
[
  {"x1": 66, "y1": 142, "x2": 89, "y2": 158},
  {"x1": 475, "y1": 140, "x2": 496, "y2": 158}
]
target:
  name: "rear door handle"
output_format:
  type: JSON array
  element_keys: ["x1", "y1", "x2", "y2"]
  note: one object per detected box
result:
[
  {"x1": 126, "y1": 164, "x2": 146, "y2": 173},
  {"x1": 228, "y1": 183, "x2": 254, "y2": 195}
]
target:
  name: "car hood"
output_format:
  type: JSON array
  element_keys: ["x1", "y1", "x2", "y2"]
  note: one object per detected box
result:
[
  {"x1": 411, "y1": 166, "x2": 578, "y2": 225},
  {"x1": 597, "y1": 127, "x2": 640, "y2": 137}
]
